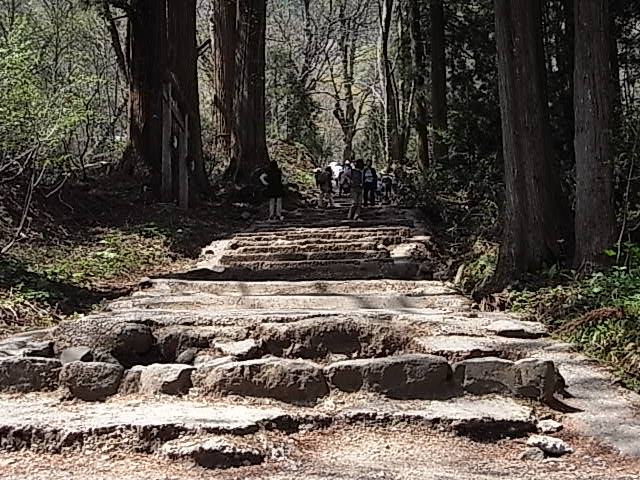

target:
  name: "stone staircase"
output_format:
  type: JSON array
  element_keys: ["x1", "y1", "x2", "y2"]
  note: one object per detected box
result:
[{"x1": 1, "y1": 203, "x2": 640, "y2": 478}]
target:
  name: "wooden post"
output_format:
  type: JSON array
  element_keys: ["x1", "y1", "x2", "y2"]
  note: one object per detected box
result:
[
  {"x1": 161, "y1": 83, "x2": 172, "y2": 203},
  {"x1": 179, "y1": 113, "x2": 190, "y2": 210}
]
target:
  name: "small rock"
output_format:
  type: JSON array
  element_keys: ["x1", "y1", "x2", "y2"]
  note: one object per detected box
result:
[
  {"x1": 60, "y1": 346, "x2": 93, "y2": 365},
  {"x1": 161, "y1": 437, "x2": 265, "y2": 469},
  {"x1": 176, "y1": 348, "x2": 198, "y2": 365},
  {"x1": 537, "y1": 419, "x2": 563, "y2": 434},
  {"x1": 214, "y1": 339, "x2": 261, "y2": 360},
  {"x1": 520, "y1": 447, "x2": 545, "y2": 462},
  {"x1": 59, "y1": 361, "x2": 124, "y2": 402},
  {"x1": 138, "y1": 364, "x2": 195, "y2": 396},
  {"x1": 526, "y1": 435, "x2": 573, "y2": 456},
  {"x1": 241, "y1": 212, "x2": 252, "y2": 220},
  {"x1": 485, "y1": 319, "x2": 547, "y2": 339},
  {"x1": 0, "y1": 357, "x2": 61, "y2": 393}
]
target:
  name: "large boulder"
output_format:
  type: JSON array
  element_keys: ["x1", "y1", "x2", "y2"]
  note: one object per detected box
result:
[
  {"x1": 0, "y1": 357, "x2": 61, "y2": 392},
  {"x1": 59, "y1": 361, "x2": 124, "y2": 402},
  {"x1": 53, "y1": 317, "x2": 156, "y2": 367},
  {"x1": 193, "y1": 357, "x2": 328, "y2": 405},
  {"x1": 324, "y1": 354, "x2": 454, "y2": 400}
]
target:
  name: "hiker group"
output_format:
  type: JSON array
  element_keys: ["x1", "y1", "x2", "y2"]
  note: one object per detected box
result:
[
  {"x1": 257, "y1": 158, "x2": 395, "y2": 222},
  {"x1": 315, "y1": 160, "x2": 395, "y2": 221}
]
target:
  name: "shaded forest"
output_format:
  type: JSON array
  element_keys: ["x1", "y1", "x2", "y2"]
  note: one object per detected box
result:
[{"x1": 2, "y1": 1, "x2": 640, "y2": 387}]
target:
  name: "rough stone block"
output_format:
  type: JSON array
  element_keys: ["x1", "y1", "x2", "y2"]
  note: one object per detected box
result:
[
  {"x1": 214, "y1": 339, "x2": 262, "y2": 360},
  {"x1": 0, "y1": 357, "x2": 61, "y2": 393},
  {"x1": 514, "y1": 359, "x2": 558, "y2": 401},
  {"x1": 324, "y1": 354, "x2": 454, "y2": 399},
  {"x1": 194, "y1": 357, "x2": 328, "y2": 404},
  {"x1": 453, "y1": 357, "x2": 518, "y2": 395},
  {"x1": 138, "y1": 364, "x2": 195, "y2": 396},
  {"x1": 53, "y1": 318, "x2": 156, "y2": 367},
  {"x1": 59, "y1": 361, "x2": 124, "y2": 402}
]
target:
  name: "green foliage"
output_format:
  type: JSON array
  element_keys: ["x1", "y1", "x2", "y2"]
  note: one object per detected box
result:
[{"x1": 509, "y1": 244, "x2": 640, "y2": 390}]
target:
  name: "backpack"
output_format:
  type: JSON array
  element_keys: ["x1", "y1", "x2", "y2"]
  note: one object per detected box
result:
[{"x1": 350, "y1": 169, "x2": 363, "y2": 189}]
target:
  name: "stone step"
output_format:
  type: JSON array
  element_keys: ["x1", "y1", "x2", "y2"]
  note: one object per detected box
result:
[
  {"x1": 0, "y1": 394, "x2": 536, "y2": 453},
  {"x1": 236, "y1": 226, "x2": 412, "y2": 238},
  {"x1": 167, "y1": 260, "x2": 428, "y2": 281},
  {"x1": 220, "y1": 250, "x2": 391, "y2": 264},
  {"x1": 252, "y1": 219, "x2": 414, "y2": 229},
  {"x1": 233, "y1": 241, "x2": 383, "y2": 254},
  {"x1": 229, "y1": 236, "x2": 407, "y2": 249},
  {"x1": 111, "y1": 293, "x2": 472, "y2": 312},
  {"x1": 145, "y1": 279, "x2": 460, "y2": 297}
]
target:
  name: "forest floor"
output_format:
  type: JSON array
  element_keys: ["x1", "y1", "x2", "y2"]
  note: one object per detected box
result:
[{"x1": 0, "y1": 179, "x2": 254, "y2": 339}]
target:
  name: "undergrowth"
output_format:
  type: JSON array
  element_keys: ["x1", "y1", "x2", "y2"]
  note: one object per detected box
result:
[{"x1": 508, "y1": 253, "x2": 640, "y2": 392}]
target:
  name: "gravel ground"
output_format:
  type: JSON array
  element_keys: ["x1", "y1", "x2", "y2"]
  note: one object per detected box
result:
[{"x1": 1, "y1": 425, "x2": 639, "y2": 480}]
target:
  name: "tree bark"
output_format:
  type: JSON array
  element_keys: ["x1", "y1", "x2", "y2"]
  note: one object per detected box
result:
[
  {"x1": 493, "y1": 0, "x2": 570, "y2": 285},
  {"x1": 574, "y1": 0, "x2": 616, "y2": 268},
  {"x1": 227, "y1": 0, "x2": 270, "y2": 185},
  {"x1": 430, "y1": 0, "x2": 448, "y2": 164},
  {"x1": 378, "y1": 0, "x2": 401, "y2": 167},
  {"x1": 210, "y1": 0, "x2": 237, "y2": 165},
  {"x1": 167, "y1": 0, "x2": 209, "y2": 196},
  {"x1": 409, "y1": 0, "x2": 429, "y2": 171},
  {"x1": 124, "y1": 0, "x2": 165, "y2": 191}
]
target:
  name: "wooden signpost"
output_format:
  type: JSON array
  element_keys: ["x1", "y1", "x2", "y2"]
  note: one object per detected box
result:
[{"x1": 161, "y1": 81, "x2": 190, "y2": 209}]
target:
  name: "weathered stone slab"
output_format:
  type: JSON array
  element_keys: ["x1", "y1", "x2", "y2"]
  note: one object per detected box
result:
[
  {"x1": 59, "y1": 362, "x2": 124, "y2": 402},
  {"x1": 0, "y1": 330, "x2": 53, "y2": 358},
  {"x1": 485, "y1": 320, "x2": 547, "y2": 339},
  {"x1": 0, "y1": 357, "x2": 61, "y2": 393},
  {"x1": 194, "y1": 358, "x2": 329, "y2": 404},
  {"x1": 161, "y1": 436, "x2": 265, "y2": 469},
  {"x1": 324, "y1": 354, "x2": 454, "y2": 400},
  {"x1": 53, "y1": 319, "x2": 156, "y2": 367}
]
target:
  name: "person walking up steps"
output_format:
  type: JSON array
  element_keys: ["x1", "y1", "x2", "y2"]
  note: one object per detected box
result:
[
  {"x1": 348, "y1": 159, "x2": 365, "y2": 221},
  {"x1": 260, "y1": 160, "x2": 285, "y2": 221},
  {"x1": 317, "y1": 166, "x2": 334, "y2": 208},
  {"x1": 363, "y1": 160, "x2": 378, "y2": 207}
]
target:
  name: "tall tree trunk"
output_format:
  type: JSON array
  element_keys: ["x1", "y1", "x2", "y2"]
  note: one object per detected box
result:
[
  {"x1": 210, "y1": 0, "x2": 236, "y2": 166},
  {"x1": 378, "y1": 0, "x2": 401, "y2": 167},
  {"x1": 124, "y1": 0, "x2": 165, "y2": 191},
  {"x1": 430, "y1": 0, "x2": 448, "y2": 164},
  {"x1": 493, "y1": 0, "x2": 570, "y2": 285},
  {"x1": 574, "y1": 0, "x2": 616, "y2": 268},
  {"x1": 228, "y1": 0, "x2": 270, "y2": 185},
  {"x1": 409, "y1": 0, "x2": 429, "y2": 171},
  {"x1": 167, "y1": 0, "x2": 209, "y2": 196}
]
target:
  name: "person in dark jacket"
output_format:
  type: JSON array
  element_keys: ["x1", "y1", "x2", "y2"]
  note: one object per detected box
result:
[
  {"x1": 260, "y1": 160, "x2": 285, "y2": 221},
  {"x1": 362, "y1": 160, "x2": 378, "y2": 207}
]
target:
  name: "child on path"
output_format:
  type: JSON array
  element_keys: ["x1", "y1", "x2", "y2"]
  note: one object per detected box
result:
[{"x1": 260, "y1": 160, "x2": 285, "y2": 221}]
